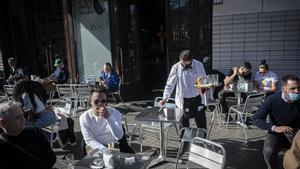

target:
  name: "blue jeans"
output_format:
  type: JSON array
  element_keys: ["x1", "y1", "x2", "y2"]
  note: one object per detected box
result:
[
  {"x1": 263, "y1": 133, "x2": 291, "y2": 169},
  {"x1": 35, "y1": 111, "x2": 56, "y2": 129}
]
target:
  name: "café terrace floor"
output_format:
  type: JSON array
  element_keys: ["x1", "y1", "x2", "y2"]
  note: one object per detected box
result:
[{"x1": 51, "y1": 100, "x2": 276, "y2": 169}]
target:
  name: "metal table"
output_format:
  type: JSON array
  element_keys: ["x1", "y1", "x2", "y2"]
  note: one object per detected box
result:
[
  {"x1": 75, "y1": 149, "x2": 152, "y2": 169},
  {"x1": 135, "y1": 107, "x2": 184, "y2": 168}
]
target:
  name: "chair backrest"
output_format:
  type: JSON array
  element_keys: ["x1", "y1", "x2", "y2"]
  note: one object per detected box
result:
[
  {"x1": 56, "y1": 84, "x2": 73, "y2": 98},
  {"x1": 72, "y1": 84, "x2": 91, "y2": 96},
  {"x1": 3, "y1": 85, "x2": 14, "y2": 99},
  {"x1": 243, "y1": 92, "x2": 265, "y2": 113},
  {"x1": 188, "y1": 137, "x2": 226, "y2": 169},
  {"x1": 154, "y1": 97, "x2": 176, "y2": 108}
]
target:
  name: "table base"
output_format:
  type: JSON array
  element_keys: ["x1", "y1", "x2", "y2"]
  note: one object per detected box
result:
[{"x1": 147, "y1": 156, "x2": 182, "y2": 168}]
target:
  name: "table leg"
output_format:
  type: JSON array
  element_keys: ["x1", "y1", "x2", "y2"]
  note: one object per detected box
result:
[{"x1": 147, "y1": 122, "x2": 182, "y2": 168}]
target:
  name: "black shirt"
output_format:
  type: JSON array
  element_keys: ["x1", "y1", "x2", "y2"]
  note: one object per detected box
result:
[{"x1": 0, "y1": 128, "x2": 56, "y2": 169}]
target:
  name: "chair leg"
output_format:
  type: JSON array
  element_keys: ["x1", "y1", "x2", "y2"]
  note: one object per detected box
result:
[
  {"x1": 174, "y1": 124, "x2": 179, "y2": 135},
  {"x1": 118, "y1": 94, "x2": 125, "y2": 105},
  {"x1": 111, "y1": 93, "x2": 117, "y2": 103},
  {"x1": 139, "y1": 127, "x2": 144, "y2": 152},
  {"x1": 225, "y1": 108, "x2": 232, "y2": 128},
  {"x1": 175, "y1": 142, "x2": 183, "y2": 169},
  {"x1": 50, "y1": 125, "x2": 54, "y2": 148},
  {"x1": 239, "y1": 113, "x2": 248, "y2": 140}
]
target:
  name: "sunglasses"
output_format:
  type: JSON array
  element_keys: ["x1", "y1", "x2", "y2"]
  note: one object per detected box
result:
[
  {"x1": 259, "y1": 71, "x2": 266, "y2": 75},
  {"x1": 94, "y1": 99, "x2": 107, "y2": 105}
]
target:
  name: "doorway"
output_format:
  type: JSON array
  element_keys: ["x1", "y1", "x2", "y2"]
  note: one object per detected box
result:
[
  {"x1": 109, "y1": 0, "x2": 212, "y2": 100},
  {"x1": 140, "y1": 0, "x2": 167, "y2": 95}
]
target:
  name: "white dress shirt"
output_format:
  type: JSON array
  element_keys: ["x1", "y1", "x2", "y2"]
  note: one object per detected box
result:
[
  {"x1": 163, "y1": 59, "x2": 206, "y2": 108},
  {"x1": 79, "y1": 107, "x2": 124, "y2": 151}
]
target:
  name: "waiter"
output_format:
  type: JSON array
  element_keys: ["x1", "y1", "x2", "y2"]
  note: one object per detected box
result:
[{"x1": 160, "y1": 50, "x2": 207, "y2": 129}]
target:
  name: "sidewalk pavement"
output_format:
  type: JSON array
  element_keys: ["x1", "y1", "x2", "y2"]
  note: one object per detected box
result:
[{"x1": 53, "y1": 100, "x2": 270, "y2": 169}]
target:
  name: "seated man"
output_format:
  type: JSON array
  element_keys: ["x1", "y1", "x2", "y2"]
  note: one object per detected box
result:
[
  {"x1": 49, "y1": 58, "x2": 68, "y2": 84},
  {"x1": 6, "y1": 57, "x2": 24, "y2": 85},
  {"x1": 99, "y1": 63, "x2": 120, "y2": 93},
  {"x1": 253, "y1": 74, "x2": 300, "y2": 169},
  {"x1": 0, "y1": 101, "x2": 56, "y2": 169},
  {"x1": 221, "y1": 62, "x2": 252, "y2": 120},
  {"x1": 79, "y1": 90, "x2": 134, "y2": 154}
]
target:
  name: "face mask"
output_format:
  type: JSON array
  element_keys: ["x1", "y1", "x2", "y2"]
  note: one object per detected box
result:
[
  {"x1": 181, "y1": 63, "x2": 192, "y2": 70},
  {"x1": 287, "y1": 93, "x2": 300, "y2": 102}
]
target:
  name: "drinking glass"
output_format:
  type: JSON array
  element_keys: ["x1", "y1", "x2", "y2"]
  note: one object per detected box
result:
[
  {"x1": 107, "y1": 136, "x2": 114, "y2": 149},
  {"x1": 65, "y1": 154, "x2": 74, "y2": 169}
]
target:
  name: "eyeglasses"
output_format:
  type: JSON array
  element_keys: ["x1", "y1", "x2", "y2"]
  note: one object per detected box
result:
[{"x1": 94, "y1": 99, "x2": 107, "y2": 105}]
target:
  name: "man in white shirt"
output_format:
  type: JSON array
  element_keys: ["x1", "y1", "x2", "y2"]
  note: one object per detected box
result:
[
  {"x1": 160, "y1": 50, "x2": 207, "y2": 129},
  {"x1": 80, "y1": 90, "x2": 133, "y2": 154}
]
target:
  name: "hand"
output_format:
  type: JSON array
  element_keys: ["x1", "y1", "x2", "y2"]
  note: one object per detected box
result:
[
  {"x1": 159, "y1": 99, "x2": 166, "y2": 107},
  {"x1": 97, "y1": 106, "x2": 110, "y2": 119},
  {"x1": 232, "y1": 67, "x2": 238, "y2": 75},
  {"x1": 273, "y1": 126, "x2": 294, "y2": 134}
]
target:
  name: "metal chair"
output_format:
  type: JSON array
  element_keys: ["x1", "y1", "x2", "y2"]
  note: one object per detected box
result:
[
  {"x1": 3, "y1": 85, "x2": 14, "y2": 101},
  {"x1": 187, "y1": 137, "x2": 226, "y2": 169},
  {"x1": 56, "y1": 84, "x2": 77, "y2": 116},
  {"x1": 109, "y1": 76, "x2": 124, "y2": 105},
  {"x1": 72, "y1": 84, "x2": 91, "y2": 110},
  {"x1": 225, "y1": 92, "x2": 265, "y2": 140},
  {"x1": 175, "y1": 127, "x2": 207, "y2": 169},
  {"x1": 122, "y1": 114, "x2": 139, "y2": 146},
  {"x1": 139, "y1": 97, "x2": 178, "y2": 152}
]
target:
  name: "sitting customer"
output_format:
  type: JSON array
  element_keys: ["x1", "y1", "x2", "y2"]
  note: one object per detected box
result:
[
  {"x1": 99, "y1": 63, "x2": 120, "y2": 93},
  {"x1": 253, "y1": 74, "x2": 300, "y2": 169},
  {"x1": 6, "y1": 57, "x2": 24, "y2": 85},
  {"x1": 80, "y1": 90, "x2": 134, "y2": 154},
  {"x1": 221, "y1": 62, "x2": 252, "y2": 120},
  {"x1": 49, "y1": 58, "x2": 68, "y2": 84},
  {"x1": 13, "y1": 79, "x2": 56, "y2": 129},
  {"x1": 0, "y1": 101, "x2": 56, "y2": 169},
  {"x1": 254, "y1": 60, "x2": 278, "y2": 97}
]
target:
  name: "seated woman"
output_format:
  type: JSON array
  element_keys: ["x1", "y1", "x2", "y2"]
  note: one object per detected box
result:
[
  {"x1": 13, "y1": 79, "x2": 56, "y2": 129},
  {"x1": 13, "y1": 79, "x2": 77, "y2": 146},
  {"x1": 254, "y1": 60, "x2": 278, "y2": 96}
]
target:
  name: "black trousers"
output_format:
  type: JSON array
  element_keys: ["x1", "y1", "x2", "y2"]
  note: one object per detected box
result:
[
  {"x1": 263, "y1": 133, "x2": 291, "y2": 169},
  {"x1": 181, "y1": 95, "x2": 207, "y2": 129}
]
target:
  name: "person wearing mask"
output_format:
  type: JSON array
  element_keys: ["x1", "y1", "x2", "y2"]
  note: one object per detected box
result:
[
  {"x1": 253, "y1": 74, "x2": 300, "y2": 169},
  {"x1": 221, "y1": 62, "x2": 252, "y2": 120},
  {"x1": 254, "y1": 60, "x2": 278, "y2": 96},
  {"x1": 49, "y1": 58, "x2": 68, "y2": 84},
  {"x1": 0, "y1": 101, "x2": 56, "y2": 169},
  {"x1": 160, "y1": 50, "x2": 207, "y2": 129},
  {"x1": 99, "y1": 63, "x2": 120, "y2": 93},
  {"x1": 6, "y1": 57, "x2": 24, "y2": 85}
]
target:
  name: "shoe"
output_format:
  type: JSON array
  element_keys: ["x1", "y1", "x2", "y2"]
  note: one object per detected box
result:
[
  {"x1": 69, "y1": 139, "x2": 77, "y2": 146},
  {"x1": 57, "y1": 130, "x2": 69, "y2": 148}
]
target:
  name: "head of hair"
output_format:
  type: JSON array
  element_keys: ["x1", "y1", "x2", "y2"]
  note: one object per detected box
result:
[
  {"x1": 0, "y1": 101, "x2": 21, "y2": 119},
  {"x1": 8, "y1": 58, "x2": 16, "y2": 64},
  {"x1": 104, "y1": 63, "x2": 112, "y2": 68},
  {"x1": 281, "y1": 74, "x2": 300, "y2": 86},
  {"x1": 242, "y1": 62, "x2": 252, "y2": 70},
  {"x1": 13, "y1": 79, "x2": 48, "y2": 111},
  {"x1": 259, "y1": 60, "x2": 269, "y2": 70},
  {"x1": 179, "y1": 50, "x2": 193, "y2": 61},
  {"x1": 90, "y1": 89, "x2": 106, "y2": 97}
]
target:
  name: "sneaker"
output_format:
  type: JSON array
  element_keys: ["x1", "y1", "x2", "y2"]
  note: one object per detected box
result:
[{"x1": 69, "y1": 139, "x2": 77, "y2": 146}]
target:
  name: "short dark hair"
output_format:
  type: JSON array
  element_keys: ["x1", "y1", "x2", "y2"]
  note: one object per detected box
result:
[
  {"x1": 104, "y1": 63, "x2": 112, "y2": 68},
  {"x1": 281, "y1": 74, "x2": 300, "y2": 86},
  {"x1": 90, "y1": 89, "x2": 106, "y2": 97},
  {"x1": 243, "y1": 62, "x2": 252, "y2": 70},
  {"x1": 179, "y1": 50, "x2": 193, "y2": 61}
]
